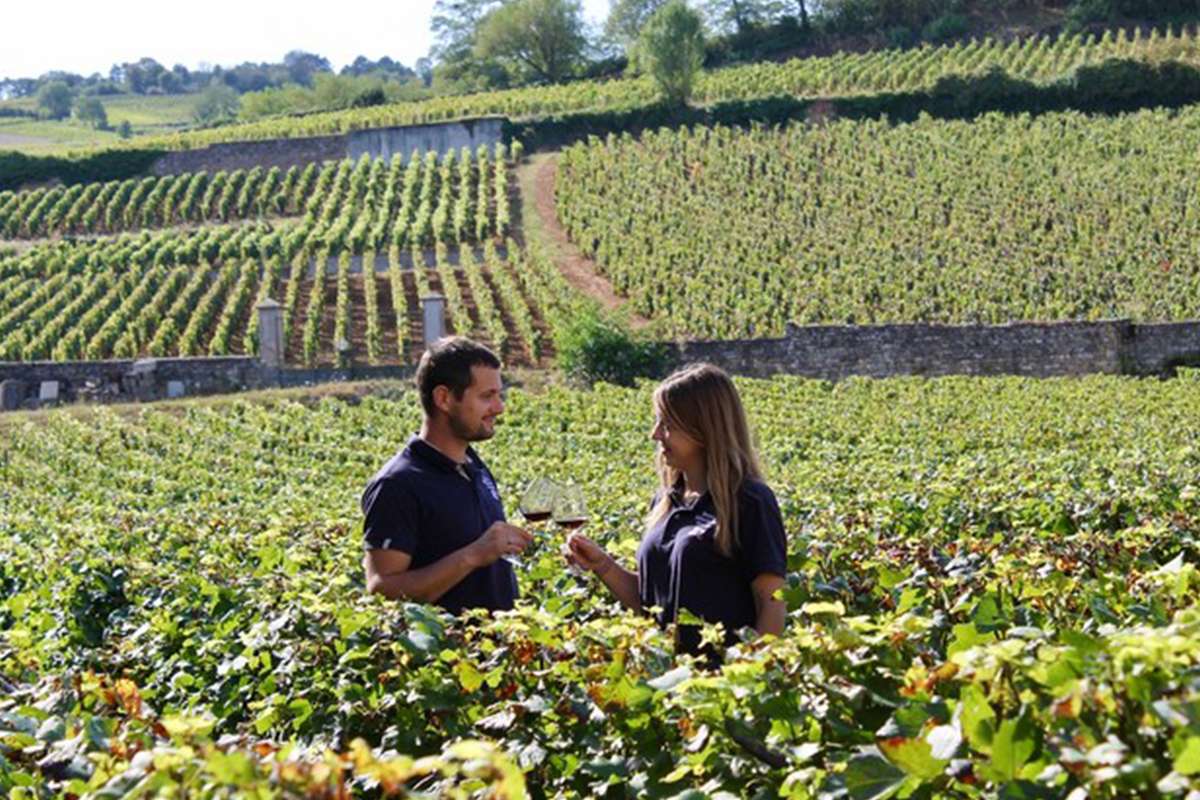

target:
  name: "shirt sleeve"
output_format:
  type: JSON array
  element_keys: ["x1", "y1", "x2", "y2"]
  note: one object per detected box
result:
[
  {"x1": 361, "y1": 476, "x2": 419, "y2": 554},
  {"x1": 735, "y1": 482, "x2": 788, "y2": 580}
]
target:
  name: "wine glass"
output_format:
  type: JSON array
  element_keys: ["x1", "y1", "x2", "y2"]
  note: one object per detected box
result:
[
  {"x1": 519, "y1": 477, "x2": 558, "y2": 525},
  {"x1": 553, "y1": 484, "x2": 589, "y2": 575},
  {"x1": 505, "y1": 477, "x2": 558, "y2": 567}
]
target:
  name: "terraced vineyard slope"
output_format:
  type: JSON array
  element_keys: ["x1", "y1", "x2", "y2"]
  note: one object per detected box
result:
[
  {"x1": 556, "y1": 107, "x2": 1200, "y2": 338},
  {"x1": 0, "y1": 144, "x2": 587, "y2": 366},
  {"x1": 87, "y1": 27, "x2": 1200, "y2": 152}
]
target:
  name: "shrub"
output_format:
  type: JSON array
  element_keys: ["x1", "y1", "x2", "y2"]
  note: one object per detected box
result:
[
  {"x1": 554, "y1": 309, "x2": 669, "y2": 387},
  {"x1": 923, "y1": 12, "x2": 970, "y2": 42}
]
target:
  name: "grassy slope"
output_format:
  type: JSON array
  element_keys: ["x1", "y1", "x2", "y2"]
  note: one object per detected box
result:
[{"x1": 0, "y1": 93, "x2": 197, "y2": 154}]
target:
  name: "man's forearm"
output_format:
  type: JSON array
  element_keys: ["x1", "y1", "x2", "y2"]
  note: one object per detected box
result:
[{"x1": 367, "y1": 547, "x2": 480, "y2": 603}]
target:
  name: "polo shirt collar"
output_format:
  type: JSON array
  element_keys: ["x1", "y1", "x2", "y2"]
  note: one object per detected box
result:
[
  {"x1": 668, "y1": 480, "x2": 714, "y2": 513},
  {"x1": 407, "y1": 435, "x2": 481, "y2": 473}
]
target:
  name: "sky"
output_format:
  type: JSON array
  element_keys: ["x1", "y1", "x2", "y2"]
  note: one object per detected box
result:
[{"x1": 0, "y1": 0, "x2": 613, "y2": 80}]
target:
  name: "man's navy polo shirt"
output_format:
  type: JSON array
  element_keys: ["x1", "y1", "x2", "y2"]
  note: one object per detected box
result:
[
  {"x1": 636, "y1": 478, "x2": 787, "y2": 656},
  {"x1": 362, "y1": 436, "x2": 517, "y2": 614}
]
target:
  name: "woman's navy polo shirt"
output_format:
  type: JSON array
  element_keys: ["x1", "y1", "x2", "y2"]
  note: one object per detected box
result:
[
  {"x1": 362, "y1": 436, "x2": 517, "y2": 614},
  {"x1": 636, "y1": 478, "x2": 787, "y2": 655}
]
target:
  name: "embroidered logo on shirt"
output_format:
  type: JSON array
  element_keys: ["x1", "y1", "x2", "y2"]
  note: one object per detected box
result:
[{"x1": 481, "y1": 473, "x2": 501, "y2": 502}]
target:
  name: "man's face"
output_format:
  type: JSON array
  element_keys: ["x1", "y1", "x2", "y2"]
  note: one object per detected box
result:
[{"x1": 445, "y1": 365, "x2": 504, "y2": 442}]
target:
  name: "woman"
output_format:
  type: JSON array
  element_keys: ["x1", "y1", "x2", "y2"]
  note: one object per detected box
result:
[{"x1": 565, "y1": 363, "x2": 787, "y2": 659}]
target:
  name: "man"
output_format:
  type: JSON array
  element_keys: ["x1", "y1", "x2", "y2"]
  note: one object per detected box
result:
[{"x1": 362, "y1": 337, "x2": 532, "y2": 613}]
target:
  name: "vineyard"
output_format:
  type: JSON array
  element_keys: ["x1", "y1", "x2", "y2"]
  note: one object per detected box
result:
[
  {"x1": 0, "y1": 144, "x2": 587, "y2": 366},
  {"x1": 555, "y1": 107, "x2": 1200, "y2": 339},
  {"x1": 3, "y1": 375, "x2": 1200, "y2": 797},
  {"x1": 96, "y1": 26, "x2": 1200, "y2": 154}
]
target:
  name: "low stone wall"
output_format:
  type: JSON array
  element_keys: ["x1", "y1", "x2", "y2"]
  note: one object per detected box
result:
[
  {"x1": 670, "y1": 319, "x2": 1200, "y2": 380},
  {"x1": 0, "y1": 358, "x2": 413, "y2": 410},
  {"x1": 149, "y1": 118, "x2": 505, "y2": 176},
  {"x1": 4, "y1": 319, "x2": 1200, "y2": 411}
]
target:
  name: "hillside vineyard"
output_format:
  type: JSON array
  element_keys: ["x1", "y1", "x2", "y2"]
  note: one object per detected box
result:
[
  {"x1": 0, "y1": 145, "x2": 591, "y2": 366},
  {"x1": 556, "y1": 108, "x2": 1200, "y2": 338},
  {"x1": 134, "y1": 26, "x2": 1200, "y2": 152},
  {"x1": 3, "y1": 376, "x2": 1200, "y2": 796}
]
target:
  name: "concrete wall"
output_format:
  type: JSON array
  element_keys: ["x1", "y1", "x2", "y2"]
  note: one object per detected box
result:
[
  {"x1": 149, "y1": 118, "x2": 505, "y2": 176},
  {"x1": 669, "y1": 319, "x2": 1200, "y2": 380},
  {"x1": 347, "y1": 118, "x2": 505, "y2": 162}
]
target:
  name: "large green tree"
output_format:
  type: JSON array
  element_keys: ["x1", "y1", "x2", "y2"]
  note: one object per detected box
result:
[
  {"x1": 639, "y1": 0, "x2": 706, "y2": 104},
  {"x1": 475, "y1": 0, "x2": 587, "y2": 84},
  {"x1": 35, "y1": 81, "x2": 75, "y2": 120},
  {"x1": 193, "y1": 79, "x2": 240, "y2": 125},
  {"x1": 75, "y1": 96, "x2": 108, "y2": 129},
  {"x1": 604, "y1": 0, "x2": 668, "y2": 53},
  {"x1": 430, "y1": 0, "x2": 510, "y2": 92},
  {"x1": 700, "y1": 0, "x2": 786, "y2": 34}
]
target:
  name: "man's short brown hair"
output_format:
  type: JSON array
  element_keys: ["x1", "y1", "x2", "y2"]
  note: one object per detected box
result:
[{"x1": 416, "y1": 337, "x2": 501, "y2": 415}]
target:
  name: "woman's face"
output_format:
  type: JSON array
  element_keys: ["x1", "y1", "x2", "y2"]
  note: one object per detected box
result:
[{"x1": 651, "y1": 407, "x2": 704, "y2": 475}]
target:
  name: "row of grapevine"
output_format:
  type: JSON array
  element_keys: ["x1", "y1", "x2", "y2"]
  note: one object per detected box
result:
[
  {"x1": 6, "y1": 375, "x2": 1200, "y2": 797},
  {"x1": 557, "y1": 107, "x2": 1200, "y2": 338},
  {"x1": 0, "y1": 147, "x2": 516, "y2": 247},
  {"x1": 0, "y1": 145, "x2": 520, "y2": 356},
  {"x1": 111, "y1": 25, "x2": 1200, "y2": 153}
]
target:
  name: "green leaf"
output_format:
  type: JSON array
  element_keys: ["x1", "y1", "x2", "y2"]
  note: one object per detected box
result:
[
  {"x1": 1173, "y1": 735, "x2": 1200, "y2": 775},
  {"x1": 947, "y1": 622, "x2": 991, "y2": 656},
  {"x1": 253, "y1": 706, "x2": 278, "y2": 735},
  {"x1": 878, "y1": 736, "x2": 947, "y2": 780},
  {"x1": 287, "y1": 699, "x2": 313, "y2": 727},
  {"x1": 958, "y1": 686, "x2": 996, "y2": 754},
  {"x1": 990, "y1": 710, "x2": 1036, "y2": 781},
  {"x1": 844, "y1": 752, "x2": 907, "y2": 800},
  {"x1": 455, "y1": 659, "x2": 484, "y2": 693},
  {"x1": 802, "y1": 601, "x2": 846, "y2": 617}
]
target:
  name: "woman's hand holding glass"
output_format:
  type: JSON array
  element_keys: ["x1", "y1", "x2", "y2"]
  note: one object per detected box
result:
[{"x1": 563, "y1": 533, "x2": 613, "y2": 576}]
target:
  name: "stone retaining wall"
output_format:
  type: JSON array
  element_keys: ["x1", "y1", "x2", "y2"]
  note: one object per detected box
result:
[
  {"x1": 149, "y1": 118, "x2": 505, "y2": 176},
  {"x1": 4, "y1": 319, "x2": 1200, "y2": 411},
  {"x1": 670, "y1": 319, "x2": 1200, "y2": 380},
  {"x1": 0, "y1": 358, "x2": 413, "y2": 410}
]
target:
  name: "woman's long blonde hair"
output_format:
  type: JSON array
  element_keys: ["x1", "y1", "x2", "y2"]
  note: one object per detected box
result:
[{"x1": 646, "y1": 363, "x2": 763, "y2": 556}]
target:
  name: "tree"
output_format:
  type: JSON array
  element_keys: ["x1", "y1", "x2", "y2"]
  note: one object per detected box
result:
[
  {"x1": 415, "y1": 57, "x2": 434, "y2": 87},
  {"x1": 283, "y1": 50, "x2": 332, "y2": 87},
  {"x1": 639, "y1": 0, "x2": 705, "y2": 104},
  {"x1": 700, "y1": 0, "x2": 786, "y2": 35},
  {"x1": 475, "y1": 0, "x2": 587, "y2": 84},
  {"x1": 429, "y1": 0, "x2": 509, "y2": 92},
  {"x1": 35, "y1": 80, "x2": 75, "y2": 120},
  {"x1": 117, "y1": 120, "x2": 133, "y2": 139},
  {"x1": 75, "y1": 96, "x2": 109, "y2": 129},
  {"x1": 121, "y1": 57, "x2": 167, "y2": 94},
  {"x1": 193, "y1": 79, "x2": 240, "y2": 125},
  {"x1": 605, "y1": 0, "x2": 668, "y2": 53},
  {"x1": 431, "y1": 0, "x2": 503, "y2": 61}
]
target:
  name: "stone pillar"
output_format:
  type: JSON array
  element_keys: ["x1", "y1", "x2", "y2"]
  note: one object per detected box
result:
[
  {"x1": 422, "y1": 294, "x2": 446, "y2": 350},
  {"x1": 0, "y1": 380, "x2": 26, "y2": 412},
  {"x1": 257, "y1": 298, "x2": 285, "y2": 367}
]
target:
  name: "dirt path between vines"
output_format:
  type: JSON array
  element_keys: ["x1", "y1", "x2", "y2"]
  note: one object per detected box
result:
[{"x1": 521, "y1": 152, "x2": 649, "y2": 329}]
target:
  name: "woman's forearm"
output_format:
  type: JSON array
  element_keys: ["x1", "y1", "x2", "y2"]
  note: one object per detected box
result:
[
  {"x1": 752, "y1": 574, "x2": 786, "y2": 637},
  {"x1": 755, "y1": 600, "x2": 786, "y2": 637},
  {"x1": 597, "y1": 559, "x2": 641, "y2": 611}
]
